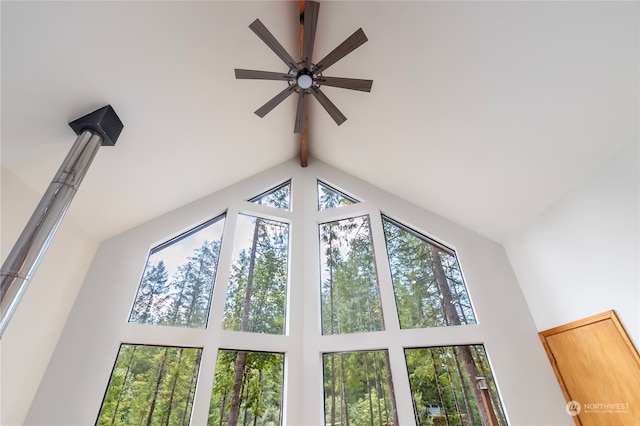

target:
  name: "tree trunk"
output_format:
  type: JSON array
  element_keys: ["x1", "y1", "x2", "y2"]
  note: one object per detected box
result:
[
  {"x1": 218, "y1": 387, "x2": 228, "y2": 426},
  {"x1": 372, "y1": 351, "x2": 385, "y2": 425},
  {"x1": 363, "y1": 353, "x2": 374, "y2": 426},
  {"x1": 330, "y1": 354, "x2": 336, "y2": 426},
  {"x1": 471, "y1": 346, "x2": 506, "y2": 426},
  {"x1": 228, "y1": 219, "x2": 261, "y2": 425},
  {"x1": 453, "y1": 349, "x2": 478, "y2": 426},
  {"x1": 340, "y1": 354, "x2": 350, "y2": 426},
  {"x1": 147, "y1": 348, "x2": 169, "y2": 426},
  {"x1": 430, "y1": 349, "x2": 451, "y2": 426},
  {"x1": 111, "y1": 346, "x2": 137, "y2": 426},
  {"x1": 228, "y1": 351, "x2": 248, "y2": 426},
  {"x1": 328, "y1": 226, "x2": 337, "y2": 426},
  {"x1": 242, "y1": 376, "x2": 250, "y2": 426},
  {"x1": 430, "y1": 246, "x2": 490, "y2": 426},
  {"x1": 182, "y1": 353, "x2": 200, "y2": 426},
  {"x1": 164, "y1": 348, "x2": 184, "y2": 426},
  {"x1": 442, "y1": 350, "x2": 464, "y2": 424}
]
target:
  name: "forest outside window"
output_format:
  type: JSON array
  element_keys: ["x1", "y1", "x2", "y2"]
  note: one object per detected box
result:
[
  {"x1": 223, "y1": 214, "x2": 289, "y2": 335},
  {"x1": 405, "y1": 345, "x2": 507, "y2": 426},
  {"x1": 319, "y1": 215, "x2": 384, "y2": 335},
  {"x1": 129, "y1": 215, "x2": 225, "y2": 328},
  {"x1": 317, "y1": 180, "x2": 359, "y2": 211},
  {"x1": 382, "y1": 216, "x2": 476, "y2": 329},
  {"x1": 106, "y1": 176, "x2": 505, "y2": 426},
  {"x1": 97, "y1": 344, "x2": 202, "y2": 425},
  {"x1": 209, "y1": 350, "x2": 284, "y2": 426},
  {"x1": 323, "y1": 350, "x2": 398, "y2": 426},
  {"x1": 249, "y1": 181, "x2": 291, "y2": 211}
]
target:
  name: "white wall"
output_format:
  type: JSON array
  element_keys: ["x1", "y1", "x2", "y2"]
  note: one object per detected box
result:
[
  {"x1": 505, "y1": 140, "x2": 640, "y2": 348},
  {"x1": 0, "y1": 166, "x2": 99, "y2": 425},
  {"x1": 25, "y1": 159, "x2": 570, "y2": 425}
]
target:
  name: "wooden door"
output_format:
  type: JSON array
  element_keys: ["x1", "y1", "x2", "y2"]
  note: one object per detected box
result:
[{"x1": 539, "y1": 310, "x2": 640, "y2": 425}]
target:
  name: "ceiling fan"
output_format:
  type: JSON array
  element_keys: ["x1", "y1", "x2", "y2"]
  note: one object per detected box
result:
[{"x1": 234, "y1": 1, "x2": 373, "y2": 134}]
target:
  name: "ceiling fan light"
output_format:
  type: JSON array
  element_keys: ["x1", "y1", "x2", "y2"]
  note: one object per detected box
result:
[{"x1": 297, "y1": 74, "x2": 313, "y2": 89}]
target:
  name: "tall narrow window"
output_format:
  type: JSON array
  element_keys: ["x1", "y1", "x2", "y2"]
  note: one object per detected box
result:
[
  {"x1": 129, "y1": 215, "x2": 225, "y2": 328},
  {"x1": 209, "y1": 350, "x2": 284, "y2": 426},
  {"x1": 319, "y1": 215, "x2": 383, "y2": 335},
  {"x1": 224, "y1": 214, "x2": 289, "y2": 335},
  {"x1": 317, "y1": 180, "x2": 359, "y2": 211},
  {"x1": 249, "y1": 181, "x2": 291, "y2": 211},
  {"x1": 405, "y1": 345, "x2": 507, "y2": 426},
  {"x1": 382, "y1": 216, "x2": 476, "y2": 329},
  {"x1": 97, "y1": 344, "x2": 202, "y2": 426},
  {"x1": 323, "y1": 350, "x2": 398, "y2": 426}
]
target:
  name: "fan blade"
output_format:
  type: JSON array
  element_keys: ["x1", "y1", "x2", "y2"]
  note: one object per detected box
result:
[
  {"x1": 311, "y1": 87, "x2": 347, "y2": 126},
  {"x1": 294, "y1": 90, "x2": 308, "y2": 133},
  {"x1": 235, "y1": 69, "x2": 294, "y2": 81},
  {"x1": 249, "y1": 19, "x2": 298, "y2": 72},
  {"x1": 316, "y1": 76, "x2": 373, "y2": 92},
  {"x1": 302, "y1": 1, "x2": 320, "y2": 69},
  {"x1": 255, "y1": 85, "x2": 297, "y2": 118},
  {"x1": 314, "y1": 28, "x2": 368, "y2": 74}
]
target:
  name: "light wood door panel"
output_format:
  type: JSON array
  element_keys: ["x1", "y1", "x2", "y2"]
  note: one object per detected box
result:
[{"x1": 540, "y1": 311, "x2": 640, "y2": 426}]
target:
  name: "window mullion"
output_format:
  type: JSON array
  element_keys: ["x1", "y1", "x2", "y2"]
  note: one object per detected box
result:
[
  {"x1": 369, "y1": 212, "x2": 401, "y2": 333},
  {"x1": 189, "y1": 207, "x2": 239, "y2": 425}
]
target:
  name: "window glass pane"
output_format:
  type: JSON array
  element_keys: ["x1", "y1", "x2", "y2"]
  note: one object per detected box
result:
[
  {"x1": 405, "y1": 345, "x2": 507, "y2": 426},
  {"x1": 129, "y1": 215, "x2": 225, "y2": 328},
  {"x1": 319, "y1": 215, "x2": 383, "y2": 335},
  {"x1": 97, "y1": 344, "x2": 202, "y2": 426},
  {"x1": 208, "y1": 350, "x2": 284, "y2": 426},
  {"x1": 249, "y1": 181, "x2": 291, "y2": 211},
  {"x1": 318, "y1": 181, "x2": 359, "y2": 211},
  {"x1": 224, "y1": 214, "x2": 289, "y2": 334},
  {"x1": 323, "y1": 350, "x2": 398, "y2": 426},
  {"x1": 382, "y1": 216, "x2": 476, "y2": 329}
]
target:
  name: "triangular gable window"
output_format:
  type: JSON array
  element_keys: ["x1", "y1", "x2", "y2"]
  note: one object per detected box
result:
[
  {"x1": 248, "y1": 180, "x2": 291, "y2": 211},
  {"x1": 317, "y1": 180, "x2": 359, "y2": 211}
]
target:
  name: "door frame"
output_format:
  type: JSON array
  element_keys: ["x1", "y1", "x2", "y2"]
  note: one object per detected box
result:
[{"x1": 539, "y1": 310, "x2": 640, "y2": 425}]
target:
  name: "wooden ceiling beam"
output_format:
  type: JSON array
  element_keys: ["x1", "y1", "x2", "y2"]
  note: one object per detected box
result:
[{"x1": 299, "y1": 0, "x2": 309, "y2": 167}]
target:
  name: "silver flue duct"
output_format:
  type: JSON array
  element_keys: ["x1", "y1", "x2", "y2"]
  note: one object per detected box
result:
[{"x1": 0, "y1": 105, "x2": 123, "y2": 337}]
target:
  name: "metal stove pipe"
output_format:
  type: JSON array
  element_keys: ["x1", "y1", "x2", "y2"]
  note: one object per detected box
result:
[{"x1": 0, "y1": 105, "x2": 123, "y2": 337}]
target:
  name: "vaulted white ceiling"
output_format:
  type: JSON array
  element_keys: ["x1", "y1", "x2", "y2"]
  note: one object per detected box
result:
[{"x1": 1, "y1": 1, "x2": 637, "y2": 243}]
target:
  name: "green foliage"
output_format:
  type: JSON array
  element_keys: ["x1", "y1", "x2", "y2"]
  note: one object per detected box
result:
[
  {"x1": 405, "y1": 345, "x2": 506, "y2": 426},
  {"x1": 250, "y1": 182, "x2": 291, "y2": 210},
  {"x1": 208, "y1": 350, "x2": 284, "y2": 426},
  {"x1": 223, "y1": 216, "x2": 288, "y2": 335},
  {"x1": 382, "y1": 217, "x2": 476, "y2": 329},
  {"x1": 129, "y1": 217, "x2": 225, "y2": 329},
  {"x1": 318, "y1": 181, "x2": 357, "y2": 211},
  {"x1": 322, "y1": 350, "x2": 395, "y2": 426},
  {"x1": 97, "y1": 344, "x2": 202, "y2": 426},
  {"x1": 320, "y1": 216, "x2": 383, "y2": 335}
]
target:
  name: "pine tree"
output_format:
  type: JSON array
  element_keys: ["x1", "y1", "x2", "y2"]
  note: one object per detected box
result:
[
  {"x1": 130, "y1": 261, "x2": 169, "y2": 324},
  {"x1": 167, "y1": 240, "x2": 220, "y2": 328}
]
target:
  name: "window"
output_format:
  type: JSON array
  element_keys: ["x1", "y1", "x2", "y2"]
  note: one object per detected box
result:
[
  {"x1": 249, "y1": 180, "x2": 291, "y2": 211},
  {"x1": 405, "y1": 345, "x2": 506, "y2": 426},
  {"x1": 318, "y1": 180, "x2": 359, "y2": 211},
  {"x1": 223, "y1": 214, "x2": 289, "y2": 335},
  {"x1": 323, "y1": 350, "x2": 398, "y2": 426},
  {"x1": 382, "y1": 216, "x2": 476, "y2": 329},
  {"x1": 97, "y1": 344, "x2": 202, "y2": 425},
  {"x1": 92, "y1": 172, "x2": 508, "y2": 426},
  {"x1": 209, "y1": 350, "x2": 285, "y2": 426},
  {"x1": 319, "y1": 215, "x2": 383, "y2": 335},
  {"x1": 129, "y1": 215, "x2": 225, "y2": 328}
]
